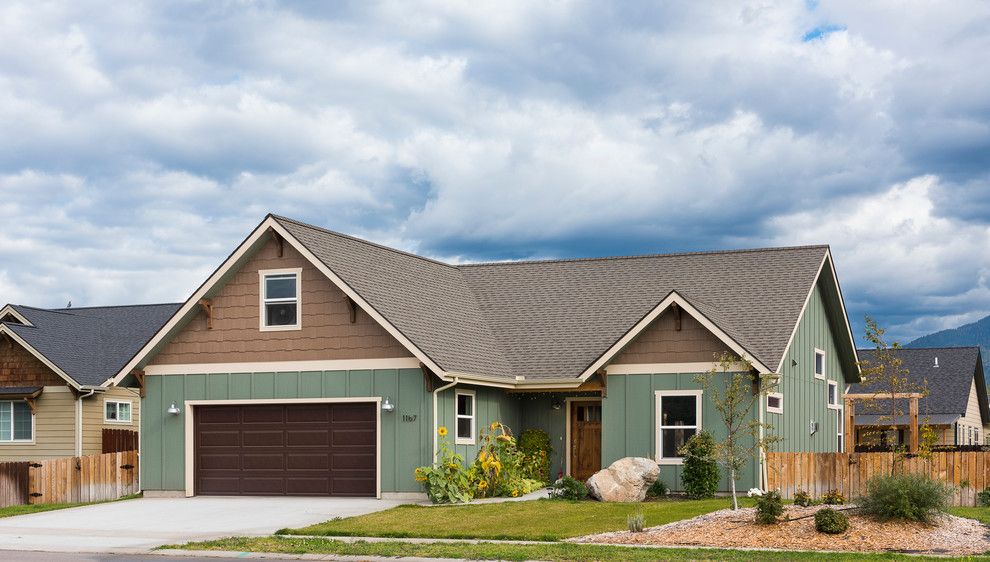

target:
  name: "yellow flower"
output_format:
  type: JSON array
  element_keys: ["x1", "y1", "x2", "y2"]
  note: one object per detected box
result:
[
  {"x1": 478, "y1": 480, "x2": 488, "y2": 490},
  {"x1": 511, "y1": 490, "x2": 519, "y2": 497},
  {"x1": 415, "y1": 475, "x2": 427, "y2": 482},
  {"x1": 490, "y1": 421, "x2": 499, "y2": 430},
  {"x1": 448, "y1": 462, "x2": 458, "y2": 469},
  {"x1": 437, "y1": 426, "x2": 448, "y2": 437},
  {"x1": 479, "y1": 450, "x2": 488, "y2": 462}
]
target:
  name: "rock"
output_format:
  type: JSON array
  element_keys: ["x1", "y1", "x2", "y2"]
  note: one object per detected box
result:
[{"x1": 586, "y1": 457, "x2": 660, "y2": 502}]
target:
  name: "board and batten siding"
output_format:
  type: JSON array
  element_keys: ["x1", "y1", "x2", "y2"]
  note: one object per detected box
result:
[
  {"x1": 958, "y1": 379, "x2": 987, "y2": 444},
  {"x1": 603, "y1": 371, "x2": 759, "y2": 492},
  {"x1": 0, "y1": 386, "x2": 75, "y2": 460},
  {"x1": 769, "y1": 283, "x2": 846, "y2": 455},
  {"x1": 436, "y1": 385, "x2": 522, "y2": 463},
  {"x1": 81, "y1": 387, "x2": 142, "y2": 456},
  {"x1": 151, "y1": 237, "x2": 412, "y2": 365},
  {"x1": 141, "y1": 368, "x2": 431, "y2": 493}
]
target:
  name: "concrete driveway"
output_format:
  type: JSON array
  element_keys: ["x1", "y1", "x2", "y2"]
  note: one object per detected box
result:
[{"x1": 0, "y1": 496, "x2": 402, "y2": 553}]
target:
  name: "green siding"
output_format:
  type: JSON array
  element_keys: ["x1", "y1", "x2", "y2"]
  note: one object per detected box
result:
[
  {"x1": 770, "y1": 283, "x2": 847, "y2": 454},
  {"x1": 517, "y1": 392, "x2": 599, "y2": 479},
  {"x1": 141, "y1": 368, "x2": 431, "y2": 493},
  {"x1": 436, "y1": 385, "x2": 522, "y2": 462},
  {"x1": 603, "y1": 372, "x2": 759, "y2": 492}
]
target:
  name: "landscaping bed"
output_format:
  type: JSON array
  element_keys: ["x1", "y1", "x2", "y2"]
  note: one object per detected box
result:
[{"x1": 572, "y1": 504, "x2": 990, "y2": 556}]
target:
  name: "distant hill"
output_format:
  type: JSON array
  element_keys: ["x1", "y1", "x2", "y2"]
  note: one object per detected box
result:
[{"x1": 906, "y1": 314, "x2": 990, "y2": 382}]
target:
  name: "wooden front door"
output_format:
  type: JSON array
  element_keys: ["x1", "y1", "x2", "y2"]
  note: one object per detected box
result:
[{"x1": 570, "y1": 401, "x2": 602, "y2": 481}]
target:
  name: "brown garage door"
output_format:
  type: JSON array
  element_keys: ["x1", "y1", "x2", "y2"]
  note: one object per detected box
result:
[{"x1": 194, "y1": 402, "x2": 376, "y2": 497}]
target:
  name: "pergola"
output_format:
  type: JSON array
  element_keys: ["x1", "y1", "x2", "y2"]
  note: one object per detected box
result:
[{"x1": 843, "y1": 392, "x2": 924, "y2": 452}]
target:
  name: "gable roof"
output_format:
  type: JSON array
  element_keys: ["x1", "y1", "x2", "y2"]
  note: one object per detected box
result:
[
  {"x1": 851, "y1": 347, "x2": 989, "y2": 424},
  {"x1": 1, "y1": 303, "x2": 180, "y2": 388},
  {"x1": 111, "y1": 214, "x2": 859, "y2": 388}
]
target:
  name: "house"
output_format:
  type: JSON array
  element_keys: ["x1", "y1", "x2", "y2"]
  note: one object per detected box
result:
[
  {"x1": 0, "y1": 303, "x2": 179, "y2": 460},
  {"x1": 107, "y1": 214, "x2": 860, "y2": 498},
  {"x1": 850, "y1": 347, "x2": 990, "y2": 447}
]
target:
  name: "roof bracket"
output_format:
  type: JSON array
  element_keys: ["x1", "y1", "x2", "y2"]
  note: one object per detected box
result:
[
  {"x1": 133, "y1": 370, "x2": 146, "y2": 398},
  {"x1": 672, "y1": 302, "x2": 681, "y2": 331},
  {"x1": 347, "y1": 297, "x2": 358, "y2": 324},
  {"x1": 597, "y1": 369, "x2": 608, "y2": 398},
  {"x1": 198, "y1": 299, "x2": 213, "y2": 329},
  {"x1": 272, "y1": 230, "x2": 285, "y2": 258},
  {"x1": 23, "y1": 396, "x2": 36, "y2": 415},
  {"x1": 420, "y1": 362, "x2": 437, "y2": 393}
]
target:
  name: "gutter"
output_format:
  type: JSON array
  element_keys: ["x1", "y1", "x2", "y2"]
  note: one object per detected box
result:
[
  {"x1": 75, "y1": 388, "x2": 98, "y2": 456},
  {"x1": 432, "y1": 378, "x2": 459, "y2": 463}
]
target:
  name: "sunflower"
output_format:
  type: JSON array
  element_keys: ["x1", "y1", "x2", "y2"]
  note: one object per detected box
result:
[
  {"x1": 511, "y1": 489, "x2": 519, "y2": 497},
  {"x1": 490, "y1": 421, "x2": 499, "y2": 430},
  {"x1": 478, "y1": 480, "x2": 488, "y2": 490},
  {"x1": 437, "y1": 426, "x2": 448, "y2": 437}
]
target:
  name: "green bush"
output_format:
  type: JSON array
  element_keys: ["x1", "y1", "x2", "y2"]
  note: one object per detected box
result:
[
  {"x1": 755, "y1": 490, "x2": 784, "y2": 524},
  {"x1": 858, "y1": 473, "x2": 951, "y2": 522},
  {"x1": 680, "y1": 431, "x2": 720, "y2": 499},
  {"x1": 517, "y1": 428, "x2": 553, "y2": 483},
  {"x1": 815, "y1": 507, "x2": 849, "y2": 534},
  {"x1": 822, "y1": 489, "x2": 846, "y2": 505},
  {"x1": 647, "y1": 478, "x2": 668, "y2": 498},
  {"x1": 979, "y1": 486, "x2": 990, "y2": 507},
  {"x1": 549, "y1": 475, "x2": 588, "y2": 500},
  {"x1": 793, "y1": 489, "x2": 813, "y2": 507}
]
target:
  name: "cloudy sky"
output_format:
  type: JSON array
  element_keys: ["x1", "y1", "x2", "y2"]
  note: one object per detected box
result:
[{"x1": 2, "y1": 1, "x2": 989, "y2": 345}]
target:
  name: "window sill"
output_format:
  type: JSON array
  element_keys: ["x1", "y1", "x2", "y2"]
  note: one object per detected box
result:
[
  {"x1": 827, "y1": 403, "x2": 842, "y2": 411},
  {"x1": 657, "y1": 458, "x2": 684, "y2": 465},
  {"x1": 454, "y1": 438, "x2": 476, "y2": 446},
  {"x1": 104, "y1": 419, "x2": 133, "y2": 425},
  {"x1": 767, "y1": 408, "x2": 783, "y2": 415},
  {"x1": 0, "y1": 440, "x2": 35, "y2": 445},
  {"x1": 260, "y1": 324, "x2": 302, "y2": 332},
  {"x1": 814, "y1": 374, "x2": 826, "y2": 380}
]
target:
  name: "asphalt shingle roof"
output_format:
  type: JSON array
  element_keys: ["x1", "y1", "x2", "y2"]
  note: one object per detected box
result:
[
  {"x1": 851, "y1": 347, "x2": 987, "y2": 423},
  {"x1": 276, "y1": 216, "x2": 831, "y2": 381},
  {"x1": 2, "y1": 303, "x2": 181, "y2": 386}
]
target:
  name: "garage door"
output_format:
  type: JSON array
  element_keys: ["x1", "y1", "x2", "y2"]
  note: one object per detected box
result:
[{"x1": 194, "y1": 402, "x2": 376, "y2": 496}]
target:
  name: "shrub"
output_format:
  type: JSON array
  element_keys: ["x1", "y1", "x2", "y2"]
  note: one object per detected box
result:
[
  {"x1": 549, "y1": 475, "x2": 588, "y2": 500},
  {"x1": 793, "y1": 489, "x2": 813, "y2": 507},
  {"x1": 822, "y1": 489, "x2": 846, "y2": 505},
  {"x1": 680, "y1": 431, "x2": 720, "y2": 499},
  {"x1": 517, "y1": 428, "x2": 553, "y2": 483},
  {"x1": 858, "y1": 473, "x2": 952, "y2": 522},
  {"x1": 415, "y1": 427, "x2": 473, "y2": 504},
  {"x1": 627, "y1": 512, "x2": 645, "y2": 532},
  {"x1": 469, "y1": 422, "x2": 547, "y2": 498},
  {"x1": 647, "y1": 478, "x2": 669, "y2": 498},
  {"x1": 815, "y1": 507, "x2": 849, "y2": 534},
  {"x1": 979, "y1": 486, "x2": 990, "y2": 507},
  {"x1": 755, "y1": 490, "x2": 784, "y2": 524}
]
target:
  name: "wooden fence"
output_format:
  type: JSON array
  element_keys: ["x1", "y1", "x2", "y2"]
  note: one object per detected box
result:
[
  {"x1": 767, "y1": 451, "x2": 990, "y2": 506},
  {"x1": 102, "y1": 428, "x2": 139, "y2": 454},
  {"x1": 0, "y1": 450, "x2": 138, "y2": 508}
]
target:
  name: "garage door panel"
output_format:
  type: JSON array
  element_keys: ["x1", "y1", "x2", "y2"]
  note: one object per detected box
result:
[{"x1": 195, "y1": 403, "x2": 376, "y2": 497}]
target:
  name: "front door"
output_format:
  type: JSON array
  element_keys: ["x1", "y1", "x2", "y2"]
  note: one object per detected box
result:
[{"x1": 570, "y1": 400, "x2": 602, "y2": 481}]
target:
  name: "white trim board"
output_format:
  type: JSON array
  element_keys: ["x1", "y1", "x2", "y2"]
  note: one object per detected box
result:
[
  {"x1": 144, "y1": 358, "x2": 421, "y2": 376},
  {"x1": 0, "y1": 305, "x2": 33, "y2": 326},
  {"x1": 579, "y1": 291, "x2": 772, "y2": 381},
  {"x1": 107, "y1": 215, "x2": 447, "y2": 387},
  {"x1": 606, "y1": 362, "x2": 751, "y2": 375},
  {"x1": 183, "y1": 397, "x2": 382, "y2": 498}
]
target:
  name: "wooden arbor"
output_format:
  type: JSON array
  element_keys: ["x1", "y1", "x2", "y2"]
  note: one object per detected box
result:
[{"x1": 844, "y1": 392, "x2": 923, "y2": 452}]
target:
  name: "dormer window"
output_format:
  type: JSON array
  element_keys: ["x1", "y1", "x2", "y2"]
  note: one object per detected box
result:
[{"x1": 259, "y1": 268, "x2": 302, "y2": 330}]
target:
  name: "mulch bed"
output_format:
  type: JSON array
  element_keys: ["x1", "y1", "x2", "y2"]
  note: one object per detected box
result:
[{"x1": 570, "y1": 505, "x2": 990, "y2": 555}]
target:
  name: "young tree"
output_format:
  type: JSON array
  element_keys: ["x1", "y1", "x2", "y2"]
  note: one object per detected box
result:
[{"x1": 695, "y1": 352, "x2": 781, "y2": 509}]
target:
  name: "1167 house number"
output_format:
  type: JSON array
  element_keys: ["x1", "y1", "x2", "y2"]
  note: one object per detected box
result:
[{"x1": 402, "y1": 414, "x2": 417, "y2": 422}]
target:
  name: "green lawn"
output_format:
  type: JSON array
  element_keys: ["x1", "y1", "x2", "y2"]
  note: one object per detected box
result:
[
  {"x1": 949, "y1": 506, "x2": 990, "y2": 525},
  {"x1": 165, "y1": 536, "x2": 990, "y2": 561},
  {"x1": 280, "y1": 497, "x2": 757, "y2": 541},
  {"x1": 0, "y1": 493, "x2": 141, "y2": 519}
]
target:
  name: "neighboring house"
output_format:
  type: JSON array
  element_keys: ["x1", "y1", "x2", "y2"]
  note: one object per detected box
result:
[
  {"x1": 0, "y1": 303, "x2": 178, "y2": 460},
  {"x1": 850, "y1": 347, "x2": 990, "y2": 447},
  {"x1": 108, "y1": 214, "x2": 860, "y2": 498}
]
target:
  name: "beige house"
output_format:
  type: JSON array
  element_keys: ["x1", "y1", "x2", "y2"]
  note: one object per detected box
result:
[
  {"x1": 0, "y1": 303, "x2": 177, "y2": 460},
  {"x1": 852, "y1": 346, "x2": 990, "y2": 448}
]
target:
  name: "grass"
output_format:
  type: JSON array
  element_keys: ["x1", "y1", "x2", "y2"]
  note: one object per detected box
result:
[
  {"x1": 0, "y1": 492, "x2": 141, "y2": 519},
  {"x1": 949, "y1": 506, "x2": 990, "y2": 525},
  {"x1": 279, "y1": 497, "x2": 757, "y2": 541},
  {"x1": 164, "y1": 536, "x2": 990, "y2": 561}
]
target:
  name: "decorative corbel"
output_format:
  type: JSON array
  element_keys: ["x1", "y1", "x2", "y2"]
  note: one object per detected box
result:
[
  {"x1": 347, "y1": 297, "x2": 358, "y2": 324},
  {"x1": 198, "y1": 298, "x2": 213, "y2": 329}
]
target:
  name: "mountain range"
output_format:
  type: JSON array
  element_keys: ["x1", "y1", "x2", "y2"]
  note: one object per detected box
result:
[{"x1": 906, "y1": 314, "x2": 990, "y2": 382}]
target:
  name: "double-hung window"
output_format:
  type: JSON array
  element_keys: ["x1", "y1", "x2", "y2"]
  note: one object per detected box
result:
[
  {"x1": 0, "y1": 401, "x2": 33, "y2": 442},
  {"x1": 260, "y1": 268, "x2": 302, "y2": 330},
  {"x1": 105, "y1": 400, "x2": 132, "y2": 423},
  {"x1": 814, "y1": 348, "x2": 826, "y2": 379},
  {"x1": 827, "y1": 380, "x2": 840, "y2": 410},
  {"x1": 455, "y1": 390, "x2": 476, "y2": 445},
  {"x1": 655, "y1": 390, "x2": 702, "y2": 464}
]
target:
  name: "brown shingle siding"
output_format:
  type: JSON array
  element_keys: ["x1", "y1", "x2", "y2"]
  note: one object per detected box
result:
[
  {"x1": 0, "y1": 337, "x2": 65, "y2": 387},
  {"x1": 612, "y1": 309, "x2": 731, "y2": 364}
]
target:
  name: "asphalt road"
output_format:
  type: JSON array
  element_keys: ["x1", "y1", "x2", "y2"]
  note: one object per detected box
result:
[{"x1": 0, "y1": 555, "x2": 246, "y2": 562}]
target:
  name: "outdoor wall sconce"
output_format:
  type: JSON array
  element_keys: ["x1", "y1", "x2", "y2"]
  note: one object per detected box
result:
[
  {"x1": 551, "y1": 401, "x2": 562, "y2": 410},
  {"x1": 809, "y1": 419, "x2": 819, "y2": 435},
  {"x1": 382, "y1": 397, "x2": 395, "y2": 413},
  {"x1": 167, "y1": 402, "x2": 181, "y2": 415}
]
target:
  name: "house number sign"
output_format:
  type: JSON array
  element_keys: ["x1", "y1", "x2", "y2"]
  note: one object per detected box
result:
[{"x1": 402, "y1": 414, "x2": 418, "y2": 422}]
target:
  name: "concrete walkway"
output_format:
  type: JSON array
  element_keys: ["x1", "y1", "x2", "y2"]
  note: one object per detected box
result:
[{"x1": 0, "y1": 496, "x2": 402, "y2": 554}]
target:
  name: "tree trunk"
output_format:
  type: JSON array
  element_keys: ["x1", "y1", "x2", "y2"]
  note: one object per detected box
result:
[{"x1": 730, "y1": 468, "x2": 738, "y2": 510}]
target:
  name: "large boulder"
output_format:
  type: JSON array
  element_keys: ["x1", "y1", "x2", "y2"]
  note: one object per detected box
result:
[{"x1": 586, "y1": 457, "x2": 660, "y2": 502}]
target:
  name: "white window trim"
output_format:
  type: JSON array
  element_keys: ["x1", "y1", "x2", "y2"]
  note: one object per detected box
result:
[
  {"x1": 454, "y1": 389, "x2": 476, "y2": 445},
  {"x1": 104, "y1": 399, "x2": 133, "y2": 424},
  {"x1": 814, "y1": 348, "x2": 826, "y2": 380},
  {"x1": 259, "y1": 267, "x2": 303, "y2": 331},
  {"x1": 826, "y1": 380, "x2": 840, "y2": 410},
  {"x1": 0, "y1": 400, "x2": 36, "y2": 444},
  {"x1": 766, "y1": 392, "x2": 784, "y2": 415},
  {"x1": 654, "y1": 390, "x2": 703, "y2": 465}
]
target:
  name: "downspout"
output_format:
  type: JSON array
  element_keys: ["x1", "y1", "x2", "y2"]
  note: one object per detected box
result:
[
  {"x1": 75, "y1": 388, "x2": 96, "y2": 456},
  {"x1": 432, "y1": 378, "x2": 459, "y2": 463}
]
